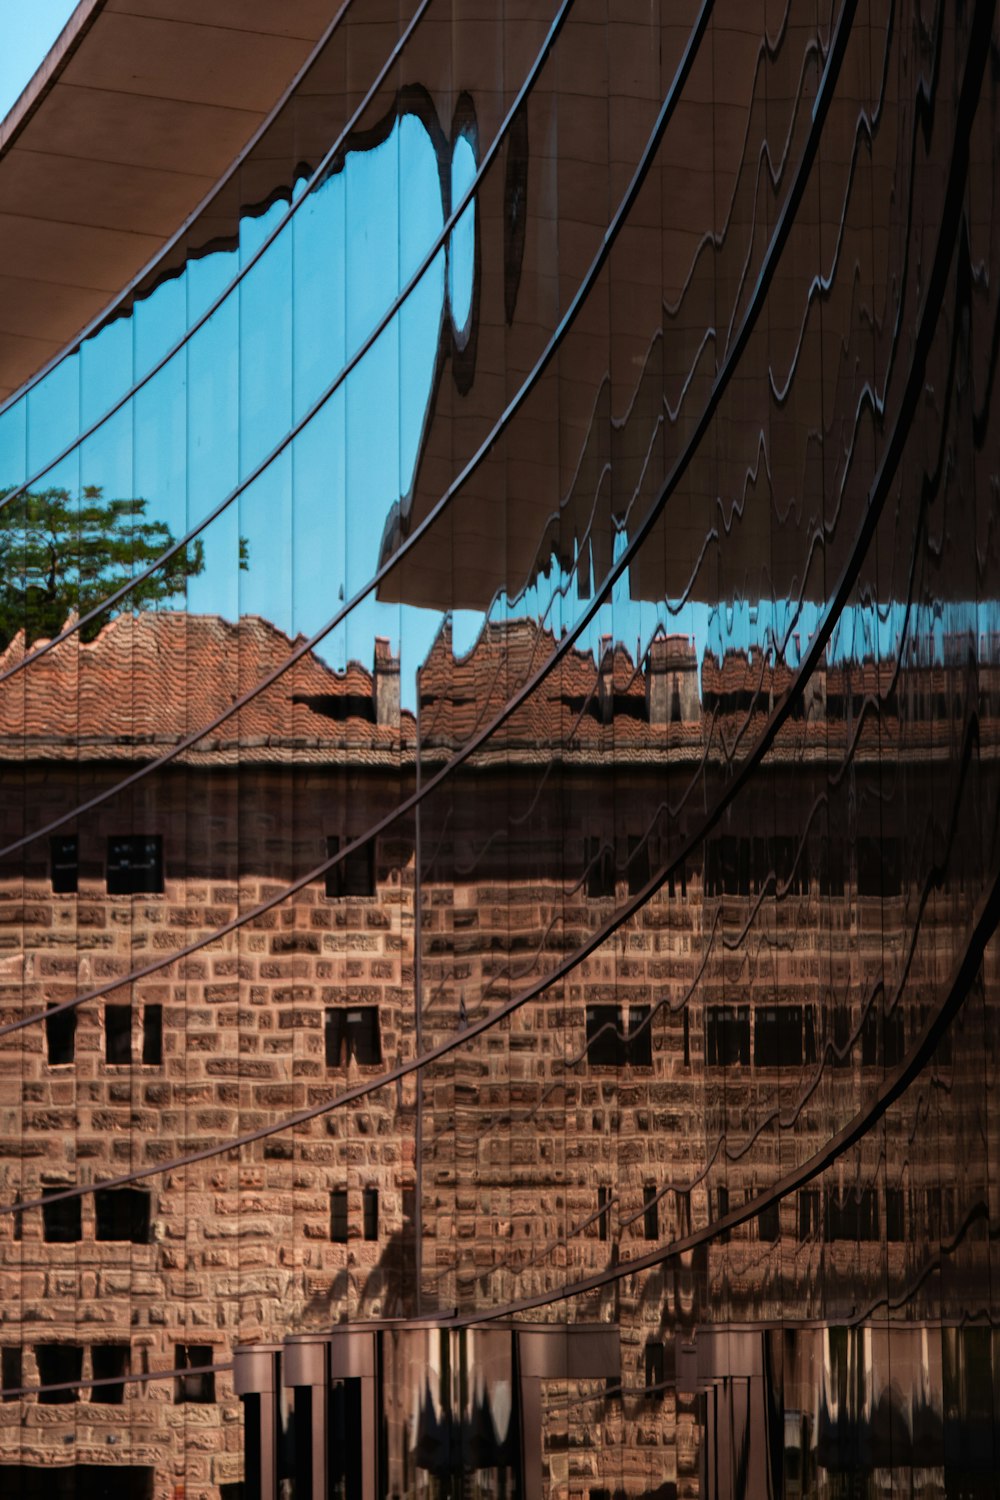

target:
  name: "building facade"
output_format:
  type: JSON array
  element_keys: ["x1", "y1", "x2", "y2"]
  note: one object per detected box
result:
[{"x1": 0, "y1": 0, "x2": 998, "y2": 1496}]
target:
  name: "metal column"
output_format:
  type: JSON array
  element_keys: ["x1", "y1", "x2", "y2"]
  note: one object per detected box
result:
[{"x1": 233, "y1": 1343, "x2": 282, "y2": 1500}]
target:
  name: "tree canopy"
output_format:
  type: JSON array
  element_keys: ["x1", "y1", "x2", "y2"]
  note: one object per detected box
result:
[{"x1": 0, "y1": 485, "x2": 205, "y2": 650}]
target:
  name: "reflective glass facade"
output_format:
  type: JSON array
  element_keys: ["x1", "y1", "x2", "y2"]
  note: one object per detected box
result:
[{"x1": 0, "y1": 0, "x2": 998, "y2": 1494}]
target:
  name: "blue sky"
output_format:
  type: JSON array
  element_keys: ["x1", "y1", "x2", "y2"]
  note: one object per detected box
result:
[{"x1": 0, "y1": 1, "x2": 78, "y2": 122}]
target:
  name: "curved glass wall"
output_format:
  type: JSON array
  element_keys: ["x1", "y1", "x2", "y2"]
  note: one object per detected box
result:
[{"x1": 0, "y1": 0, "x2": 998, "y2": 1495}]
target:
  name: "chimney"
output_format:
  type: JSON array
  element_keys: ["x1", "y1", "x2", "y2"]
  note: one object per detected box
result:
[
  {"x1": 373, "y1": 637, "x2": 400, "y2": 726},
  {"x1": 646, "y1": 634, "x2": 698, "y2": 725},
  {"x1": 598, "y1": 635, "x2": 615, "y2": 723}
]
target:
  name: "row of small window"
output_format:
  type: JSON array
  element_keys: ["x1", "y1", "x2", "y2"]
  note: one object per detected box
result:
[
  {"x1": 583, "y1": 833, "x2": 911, "y2": 902},
  {"x1": 330, "y1": 1188, "x2": 379, "y2": 1242},
  {"x1": 44, "y1": 1003, "x2": 377, "y2": 1068},
  {"x1": 45, "y1": 1002, "x2": 162, "y2": 1066},
  {"x1": 49, "y1": 836, "x2": 164, "y2": 895},
  {"x1": 596, "y1": 1185, "x2": 952, "y2": 1244},
  {"x1": 47, "y1": 835, "x2": 376, "y2": 899},
  {"x1": 759, "y1": 1185, "x2": 943, "y2": 1244},
  {"x1": 0, "y1": 1343, "x2": 213, "y2": 1405},
  {"x1": 14, "y1": 1187, "x2": 150, "y2": 1244},
  {"x1": 703, "y1": 835, "x2": 906, "y2": 898},
  {"x1": 702, "y1": 1003, "x2": 941, "y2": 1070}
]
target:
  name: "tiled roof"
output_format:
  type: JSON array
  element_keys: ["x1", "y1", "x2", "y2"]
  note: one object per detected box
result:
[
  {"x1": 0, "y1": 613, "x2": 414, "y2": 765},
  {"x1": 0, "y1": 610, "x2": 978, "y2": 768}
]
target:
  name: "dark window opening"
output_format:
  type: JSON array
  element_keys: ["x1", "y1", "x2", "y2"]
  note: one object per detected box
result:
[
  {"x1": 105, "y1": 1004, "x2": 131, "y2": 1065},
  {"x1": 885, "y1": 1187, "x2": 905, "y2": 1242},
  {"x1": 819, "y1": 837, "x2": 845, "y2": 897},
  {"x1": 50, "y1": 836, "x2": 78, "y2": 895},
  {"x1": 682, "y1": 1007, "x2": 690, "y2": 1067},
  {"x1": 625, "y1": 1005, "x2": 652, "y2": 1067},
  {"x1": 642, "y1": 1185, "x2": 658, "y2": 1241},
  {"x1": 585, "y1": 1005, "x2": 652, "y2": 1068},
  {"x1": 757, "y1": 1201, "x2": 780, "y2": 1243},
  {"x1": 42, "y1": 1188, "x2": 81, "y2": 1244},
  {"x1": 675, "y1": 1191, "x2": 691, "y2": 1237},
  {"x1": 858, "y1": 836, "x2": 901, "y2": 898},
  {"x1": 754, "y1": 1006, "x2": 816, "y2": 1068},
  {"x1": 325, "y1": 1007, "x2": 381, "y2": 1067},
  {"x1": 861, "y1": 1006, "x2": 905, "y2": 1069},
  {"x1": 325, "y1": 835, "x2": 375, "y2": 899},
  {"x1": 95, "y1": 1188, "x2": 151, "y2": 1244},
  {"x1": 91, "y1": 1344, "x2": 130, "y2": 1404},
  {"x1": 597, "y1": 1186, "x2": 611, "y2": 1242},
  {"x1": 584, "y1": 836, "x2": 615, "y2": 898},
  {"x1": 798, "y1": 1190, "x2": 820, "y2": 1242},
  {"x1": 1, "y1": 1347, "x2": 22, "y2": 1402},
  {"x1": 644, "y1": 1342, "x2": 666, "y2": 1398},
  {"x1": 825, "y1": 1186, "x2": 879, "y2": 1242},
  {"x1": 35, "y1": 1344, "x2": 82, "y2": 1404},
  {"x1": 362, "y1": 1187, "x2": 378, "y2": 1242},
  {"x1": 626, "y1": 835, "x2": 650, "y2": 895},
  {"x1": 142, "y1": 1004, "x2": 163, "y2": 1066},
  {"x1": 45, "y1": 1005, "x2": 76, "y2": 1066},
  {"x1": 107, "y1": 836, "x2": 163, "y2": 896},
  {"x1": 586, "y1": 1005, "x2": 620, "y2": 1066},
  {"x1": 705, "y1": 1005, "x2": 750, "y2": 1067},
  {"x1": 830, "y1": 1006, "x2": 852, "y2": 1066},
  {"x1": 174, "y1": 1345, "x2": 214, "y2": 1404},
  {"x1": 716, "y1": 1184, "x2": 731, "y2": 1243},
  {"x1": 330, "y1": 1189, "x2": 348, "y2": 1244}
]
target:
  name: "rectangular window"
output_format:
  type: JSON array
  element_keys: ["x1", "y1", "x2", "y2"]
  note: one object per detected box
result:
[
  {"x1": 42, "y1": 1188, "x2": 81, "y2": 1244},
  {"x1": 819, "y1": 836, "x2": 845, "y2": 896},
  {"x1": 325, "y1": 835, "x2": 375, "y2": 899},
  {"x1": 362, "y1": 1187, "x2": 378, "y2": 1242},
  {"x1": 624, "y1": 1005, "x2": 652, "y2": 1068},
  {"x1": 885, "y1": 1187, "x2": 905, "y2": 1242},
  {"x1": 597, "y1": 1185, "x2": 611, "y2": 1242},
  {"x1": 105, "y1": 1004, "x2": 131, "y2": 1065},
  {"x1": 45, "y1": 1004, "x2": 76, "y2": 1065},
  {"x1": 584, "y1": 836, "x2": 615, "y2": 898},
  {"x1": 626, "y1": 835, "x2": 650, "y2": 895},
  {"x1": 95, "y1": 1188, "x2": 151, "y2": 1244},
  {"x1": 107, "y1": 835, "x2": 163, "y2": 895},
  {"x1": 642, "y1": 1185, "x2": 658, "y2": 1241},
  {"x1": 175, "y1": 1345, "x2": 215, "y2": 1404},
  {"x1": 797, "y1": 1190, "x2": 820, "y2": 1242},
  {"x1": 330, "y1": 1189, "x2": 349, "y2": 1244},
  {"x1": 91, "y1": 1344, "x2": 130, "y2": 1405},
  {"x1": 716, "y1": 1184, "x2": 731, "y2": 1243},
  {"x1": 757, "y1": 1201, "x2": 780, "y2": 1243},
  {"x1": 705, "y1": 1006, "x2": 750, "y2": 1067},
  {"x1": 50, "y1": 835, "x2": 78, "y2": 895},
  {"x1": 825, "y1": 1186, "x2": 879, "y2": 1242},
  {"x1": 644, "y1": 1341, "x2": 665, "y2": 1398},
  {"x1": 585, "y1": 1005, "x2": 620, "y2": 1067},
  {"x1": 35, "y1": 1344, "x2": 82, "y2": 1404},
  {"x1": 830, "y1": 1006, "x2": 852, "y2": 1066},
  {"x1": 1, "y1": 1347, "x2": 22, "y2": 1402},
  {"x1": 682, "y1": 1007, "x2": 690, "y2": 1067},
  {"x1": 325, "y1": 1007, "x2": 382, "y2": 1067},
  {"x1": 142, "y1": 1004, "x2": 163, "y2": 1065},
  {"x1": 754, "y1": 1006, "x2": 814, "y2": 1068},
  {"x1": 862, "y1": 1007, "x2": 905, "y2": 1069}
]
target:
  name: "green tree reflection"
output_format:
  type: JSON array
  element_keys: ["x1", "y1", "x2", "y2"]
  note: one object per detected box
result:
[{"x1": 0, "y1": 485, "x2": 206, "y2": 649}]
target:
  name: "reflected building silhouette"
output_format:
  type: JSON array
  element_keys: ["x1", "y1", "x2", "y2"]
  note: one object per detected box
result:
[{"x1": 0, "y1": 0, "x2": 997, "y2": 1497}]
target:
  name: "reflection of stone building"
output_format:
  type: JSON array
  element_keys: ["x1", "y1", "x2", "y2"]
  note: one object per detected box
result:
[{"x1": 0, "y1": 611, "x2": 990, "y2": 1498}]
